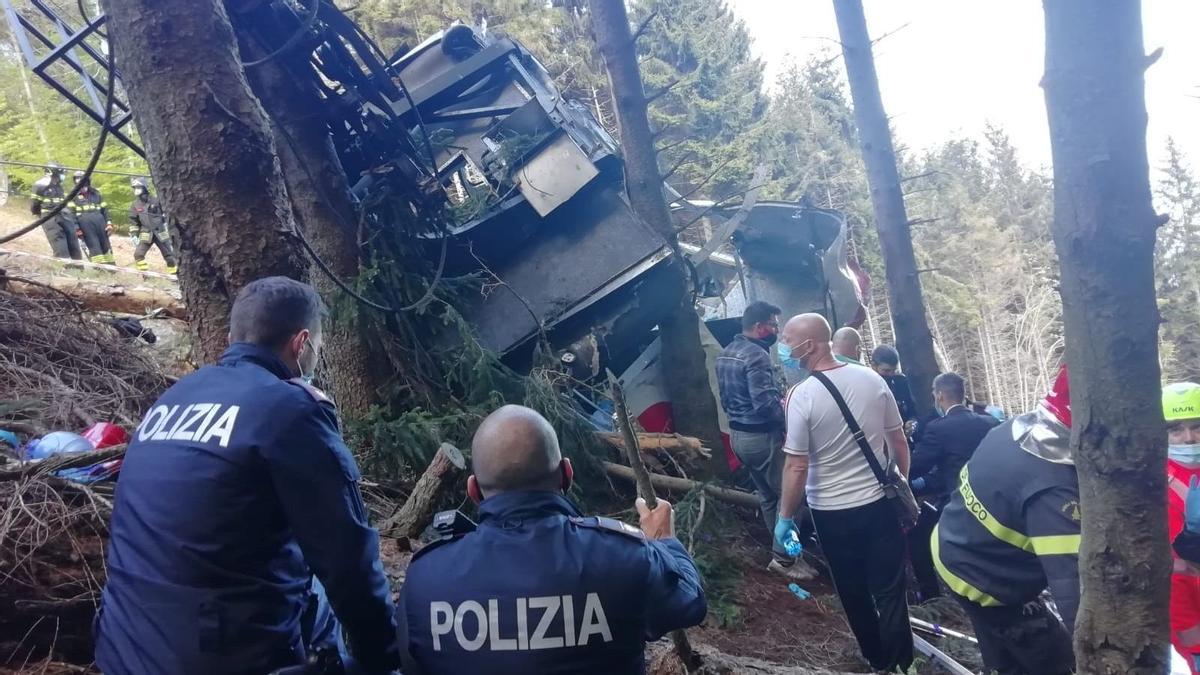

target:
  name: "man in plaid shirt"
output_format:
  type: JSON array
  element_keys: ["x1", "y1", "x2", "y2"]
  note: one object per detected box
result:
[{"x1": 716, "y1": 301, "x2": 816, "y2": 580}]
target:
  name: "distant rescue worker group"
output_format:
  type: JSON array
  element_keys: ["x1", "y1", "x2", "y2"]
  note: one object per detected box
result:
[{"x1": 31, "y1": 163, "x2": 177, "y2": 274}]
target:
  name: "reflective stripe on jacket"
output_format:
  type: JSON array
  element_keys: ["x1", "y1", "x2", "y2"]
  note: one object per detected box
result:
[{"x1": 934, "y1": 418, "x2": 1081, "y2": 631}]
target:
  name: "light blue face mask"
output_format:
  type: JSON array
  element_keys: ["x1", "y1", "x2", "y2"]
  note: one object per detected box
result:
[
  {"x1": 935, "y1": 406, "x2": 946, "y2": 417},
  {"x1": 1170, "y1": 443, "x2": 1200, "y2": 464},
  {"x1": 777, "y1": 342, "x2": 799, "y2": 369}
]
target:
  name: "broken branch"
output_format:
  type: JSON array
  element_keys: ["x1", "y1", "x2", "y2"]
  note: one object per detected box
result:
[{"x1": 602, "y1": 462, "x2": 760, "y2": 509}]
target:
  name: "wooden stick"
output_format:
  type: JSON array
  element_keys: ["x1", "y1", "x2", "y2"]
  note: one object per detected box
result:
[
  {"x1": 602, "y1": 462, "x2": 760, "y2": 509},
  {"x1": 607, "y1": 370, "x2": 701, "y2": 672},
  {"x1": 608, "y1": 371, "x2": 657, "y2": 508}
]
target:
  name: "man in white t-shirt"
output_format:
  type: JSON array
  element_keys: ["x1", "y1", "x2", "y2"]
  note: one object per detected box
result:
[{"x1": 774, "y1": 313, "x2": 914, "y2": 673}]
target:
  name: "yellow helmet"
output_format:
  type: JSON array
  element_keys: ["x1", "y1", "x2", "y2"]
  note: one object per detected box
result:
[{"x1": 1163, "y1": 382, "x2": 1200, "y2": 422}]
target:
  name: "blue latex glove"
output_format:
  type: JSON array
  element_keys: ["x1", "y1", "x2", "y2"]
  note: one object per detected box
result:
[
  {"x1": 788, "y1": 583, "x2": 811, "y2": 600},
  {"x1": 911, "y1": 476, "x2": 926, "y2": 492},
  {"x1": 775, "y1": 516, "x2": 800, "y2": 556},
  {"x1": 1187, "y1": 476, "x2": 1200, "y2": 533}
]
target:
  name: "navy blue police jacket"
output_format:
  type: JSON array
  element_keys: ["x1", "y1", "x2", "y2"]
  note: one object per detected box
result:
[
  {"x1": 94, "y1": 342, "x2": 400, "y2": 675},
  {"x1": 399, "y1": 491, "x2": 707, "y2": 674}
]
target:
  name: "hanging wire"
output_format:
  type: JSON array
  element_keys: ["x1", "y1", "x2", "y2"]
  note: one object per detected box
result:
[
  {"x1": 0, "y1": 60, "x2": 116, "y2": 245},
  {"x1": 242, "y1": 0, "x2": 322, "y2": 68}
]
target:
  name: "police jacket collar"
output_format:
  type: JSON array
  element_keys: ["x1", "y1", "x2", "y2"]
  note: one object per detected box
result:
[
  {"x1": 219, "y1": 342, "x2": 295, "y2": 381},
  {"x1": 478, "y1": 490, "x2": 581, "y2": 525}
]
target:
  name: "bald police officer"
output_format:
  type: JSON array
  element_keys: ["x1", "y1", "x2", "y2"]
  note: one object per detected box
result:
[
  {"x1": 95, "y1": 277, "x2": 399, "y2": 675},
  {"x1": 398, "y1": 405, "x2": 707, "y2": 674}
]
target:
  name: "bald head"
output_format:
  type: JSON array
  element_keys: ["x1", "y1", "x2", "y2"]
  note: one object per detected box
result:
[
  {"x1": 782, "y1": 313, "x2": 832, "y2": 345},
  {"x1": 471, "y1": 405, "x2": 563, "y2": 497},
  {"x1": 832, "y1": 327, "x2": 862, "y2": 361}
]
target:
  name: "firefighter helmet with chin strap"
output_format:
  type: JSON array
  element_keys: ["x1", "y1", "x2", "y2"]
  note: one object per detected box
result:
[{"x1": 1164, "y1": 382, "x2": 1200, "y2": 422}]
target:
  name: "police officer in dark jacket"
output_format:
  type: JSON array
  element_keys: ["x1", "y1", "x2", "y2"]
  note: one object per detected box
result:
[
  {"x1": 95, "y1": 277, "x2": 400, "y2": 675},
  {"x1": 906, "y1": 372, "x2": 999, "y2": 601},
  {"x1": 398, "y1": 405, "x2": 707, "y2": 674}
]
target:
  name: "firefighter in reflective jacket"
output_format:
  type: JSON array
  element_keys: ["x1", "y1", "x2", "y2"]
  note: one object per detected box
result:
[
  {"x1": 69, "y1": 170, "x2": 115, "y2": 264},
  {"x1": 1164, "y1": 383, "x2": 1200, "y2": 673},
  {"x1": 129, "y1": 177, "x2": 177, "y2": 274},
  {"x1": 398, "y1": 405, "x2": 707, "y2": 674},
  {"x1": 30, "y1": 162, "x2": 81, "y2": 260},
  {"x1": 95, "y1": 277, "x2": 400, "y2": 675},
  {"x1": 933, "y1": 365, "x2": 1077, "y2": 675}
]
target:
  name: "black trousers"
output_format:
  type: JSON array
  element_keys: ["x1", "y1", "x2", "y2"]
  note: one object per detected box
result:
[
  {"x1": 42, "y1": 217, "x2": 81, "y2": 260},
  {"x1": 906, "y1": 501, "x2": 942, "y2": 601},
  {"x1": 954, "y1": 594, "x2": 1074, "y2": 675},
  {"x1": 77, "y1": 214, "x2": 112, "y2": 260},
  {"x1": 811, "y1": 498, "x2": 914, "y2": 672}
]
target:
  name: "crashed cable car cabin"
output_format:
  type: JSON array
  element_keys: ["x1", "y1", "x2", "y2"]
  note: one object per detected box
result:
[{"x1": 4, "y1": 0, "x2": 866, "y2": 429}]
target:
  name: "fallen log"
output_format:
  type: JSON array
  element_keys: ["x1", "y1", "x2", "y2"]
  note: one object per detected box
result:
[
  {"x1": 602, "y1": 461, "x2": 760, "y2": 510},
  {"x1": 596, "y1": 432, "x2": 709, "y2": 455},
  {"x1": 381, "y1": 443, "x2": 466, "y2": 539},
  {"x1": 4, "y1": 267, "x2": 186, "y2": 319}
]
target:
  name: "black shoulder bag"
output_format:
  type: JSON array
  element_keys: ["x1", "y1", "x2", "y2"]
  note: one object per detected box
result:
[{"x1": 810, "y1": 370, "x2": 920, "y2": 529}]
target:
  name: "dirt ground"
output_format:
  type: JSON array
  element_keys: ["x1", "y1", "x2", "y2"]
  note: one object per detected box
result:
[{"x1": 0, "y1": 200, "x2": 174, "y2": 274}]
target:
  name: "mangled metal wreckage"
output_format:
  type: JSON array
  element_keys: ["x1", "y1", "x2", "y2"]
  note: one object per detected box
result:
[
  {"x1": 5, "y1": 0, "x2": 865, "y2": 433},
  {"x1": 375, "y1": 26, "x2": 866, "y2": 403}
]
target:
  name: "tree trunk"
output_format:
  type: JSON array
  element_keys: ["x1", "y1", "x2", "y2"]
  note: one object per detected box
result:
[
  {"x1": 380, "y1": 443, "x2": 466, "y2": 540},
  {"x1": 832, "y1": 0, "x2": 939, "y2": 417},
  {"x1": 1042, "y1": 1, "x2": 1169, "y2": 672},
  {"x1": 99, "y1": 0, "x2": 308, "y2": 363},
  {"x1": 230, "y1": 10, "x2": 392, "y2": 420},
  {"x1": 590, "y1": 0, "x2": 725, "y2": 476}
]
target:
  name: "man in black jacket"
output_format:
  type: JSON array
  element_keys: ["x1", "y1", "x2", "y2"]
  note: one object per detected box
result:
[{"x1": 907, "y1": 372, "x2": 999, "y2": 601}]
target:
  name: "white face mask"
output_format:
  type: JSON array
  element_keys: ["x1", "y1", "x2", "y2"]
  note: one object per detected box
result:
[
  {"x1": 1169, "y1": 443, "x2": 1200, "y2": 464},
  {"x1": 296, "y1": 340, "x2": 316, "y2": 385}
]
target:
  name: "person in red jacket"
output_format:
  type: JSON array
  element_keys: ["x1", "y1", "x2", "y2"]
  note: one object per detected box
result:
[{"x1": 1164, "y1": 382, "x2": 1200, "y2": 674}]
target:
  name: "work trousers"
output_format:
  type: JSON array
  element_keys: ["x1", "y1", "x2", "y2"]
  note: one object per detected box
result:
[
  {"x1": 134, "y1": 227, "x2": 177, "y2": 267},
  {"x1": 954, "y1": 594, "x2": 1074, "y2": 675},
  {"x1": 76, "y1": 214, "x2": 112, "y2": 263},
  {"x1": 730, "y1": 428, "x2": 789, "y2": 561},
  {"x1": 42, "y1": 216, "x2": 81, "y2": 260},
  {"x1": 906, "y1": 501, "x2": 942, "y2": 602},
  {"x1": 811, "y1": 498, "x2": 913, "y2": 672}
]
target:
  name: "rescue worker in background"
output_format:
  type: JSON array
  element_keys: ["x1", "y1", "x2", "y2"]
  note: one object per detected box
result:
[
  {"x1": 129, "y1": 177, "x2": 178, "y2": 274},
  {"x1": 715, "y1": 300, "x2": 816, "y2": 580},
  {"x1": 30, "y1": 162, "x2": 81, "y2": 260},
  {"x1": 399, "y1": 405, "x2": 706, "y2": 674},
  {"x1": 831, "y1": 326, "x2": 864, "y2": 365},
  {"x1": 95, "y1": 277, "x2": 400, "y2": 675},
  {"x1": 1162, "y1": 382, "x2": 1200, "y2": 673},
  {"x1": 871, "y1": 345, "x2": 919, "y2": 431},
  {"x1": 906, "y1": 372, "x2": 1000, "y2": 603},
  {"x1": 934, "y1": 365, "x2": 1077, "y2": 675},
  {"x1": 69, "y1": 170, "x2": 115, "y2": 264}
]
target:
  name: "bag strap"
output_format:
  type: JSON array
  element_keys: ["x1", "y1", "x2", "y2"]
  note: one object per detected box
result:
[{"x1": 809, "y1": 370, "x2": 889, "y2": 486}]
